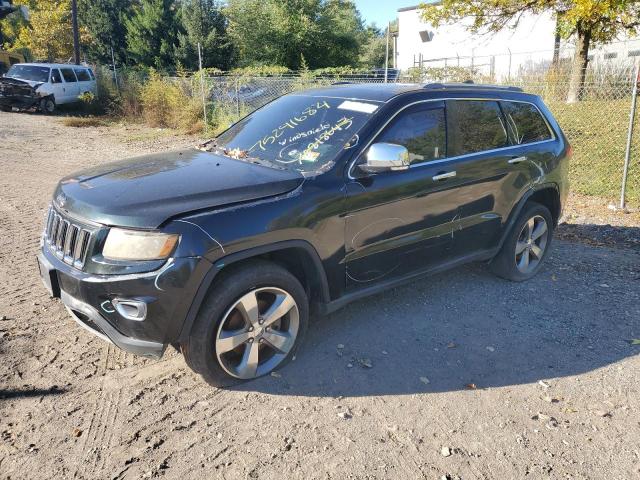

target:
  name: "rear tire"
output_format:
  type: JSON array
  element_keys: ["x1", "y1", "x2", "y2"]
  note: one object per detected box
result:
[
  {"x1": 182, "y1": 260, "x2": 308, "y2": 387},
  {"x1": 490, "y1": 202, "x2": 553, "y2": 282},
  {"x1": 0, "y1": 105, "x2": 11, "y2": 112}
]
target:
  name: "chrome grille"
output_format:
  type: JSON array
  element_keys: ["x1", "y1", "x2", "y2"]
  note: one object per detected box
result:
[{"x1": 44, "y1": 206, "x2": 93, "y2": 269}]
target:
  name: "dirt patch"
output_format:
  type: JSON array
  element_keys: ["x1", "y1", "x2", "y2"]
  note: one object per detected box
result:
[
  {"x1": 558, "y1": 193, "x2": 640, "y2": 251},
  {"x1": 0, "y1": 111, "x2": 639, "y2": 479}
]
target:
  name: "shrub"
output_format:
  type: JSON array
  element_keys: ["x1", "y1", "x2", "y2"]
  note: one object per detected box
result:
[
  {"x1": 62, "y1": 117, "x2": 107, "y2": 127},
  {"x1": 139, "y1": 69, "x2": 185, "y2": 128}
]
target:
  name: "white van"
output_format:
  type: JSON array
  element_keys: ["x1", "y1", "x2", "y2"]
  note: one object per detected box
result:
[{"x1": 3, "y1": 63, "x2": 97, "y2": 112}]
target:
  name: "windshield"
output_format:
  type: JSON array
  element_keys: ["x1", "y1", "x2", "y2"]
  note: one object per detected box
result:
[
  {"x1": 215, "y1": 94, "x2": 380, "y2": 174},
  {"x1": 6, "y1": 65, "x2": 50, "y2": 83}
]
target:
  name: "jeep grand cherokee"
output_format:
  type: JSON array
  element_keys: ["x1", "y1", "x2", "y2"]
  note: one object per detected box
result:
[{"x1": 37, "y1": 83, "x2": 570, "y2": 386}]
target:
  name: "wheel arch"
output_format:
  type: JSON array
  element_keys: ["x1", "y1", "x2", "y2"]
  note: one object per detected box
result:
[
  {"x1": 178, "y1": 240, "x2": 330, "y2": 342},
  {"x1": 497, "y1": 184, "x2": 560, "y2": 252}
]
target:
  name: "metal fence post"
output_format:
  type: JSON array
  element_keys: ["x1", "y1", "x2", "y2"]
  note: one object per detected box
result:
[
  {"x1": 197, "y1": 43, "x2": 208, "y2": 132},
  {"x1": 235, "y1": 76, "x2": 240, "y2": 120},
  {"x1": 111, "y1": 46, "x2": 119, "y2": 92},
  {"x1": 620, "y1": 62, "x2": 639, "y2": 209}
]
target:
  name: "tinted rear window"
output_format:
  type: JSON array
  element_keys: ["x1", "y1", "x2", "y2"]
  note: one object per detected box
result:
[
  {"x1": 60, "y1": 68, "x2": 77, "y2": 82},
  {"x1": 75, "y1": 69, "x2": 90, "y2": 81},
  {"x1": 446, "y1": 100, "x2": 508, "y2": 156},
  {"x1": 501, "y1": 101, "x2": 553, "y2": 144}
]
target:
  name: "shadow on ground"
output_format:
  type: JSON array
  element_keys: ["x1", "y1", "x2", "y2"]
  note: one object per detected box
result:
[
  {"x1": 557, "y1": 222, "x2": 640, "y2": 251},
  {"x1": 0, "y1": 386, "x2": 68, "y2": 400},
  {"x1": 231, "y1": 239, "x2": 639, "y2": 397}
]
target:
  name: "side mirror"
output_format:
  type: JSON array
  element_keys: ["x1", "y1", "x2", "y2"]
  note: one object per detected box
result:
[{"x1": 359, "y1": 142, "x2": 410, "y2": 174}]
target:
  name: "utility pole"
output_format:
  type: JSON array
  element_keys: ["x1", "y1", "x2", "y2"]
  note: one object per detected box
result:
[
  {"x1": 71, "y1": 0, "x2": 80, "y2": 64},
  {"x1": 384, "y1": 21, "x2": 390, "y2": 83}
]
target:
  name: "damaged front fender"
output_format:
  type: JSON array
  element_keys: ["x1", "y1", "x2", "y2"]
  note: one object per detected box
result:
[{"x1": 0, "y1": 77, "x2": 47, "y2": 111}]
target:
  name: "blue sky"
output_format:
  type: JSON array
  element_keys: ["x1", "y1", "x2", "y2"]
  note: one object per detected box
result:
[{"x1": 354, "y1": 1, "x2": 418, "y2": 28}]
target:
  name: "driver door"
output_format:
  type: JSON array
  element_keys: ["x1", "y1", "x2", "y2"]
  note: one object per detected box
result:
[{"x1": 344, "y1": 101, "x2": 461, "y2": 290}]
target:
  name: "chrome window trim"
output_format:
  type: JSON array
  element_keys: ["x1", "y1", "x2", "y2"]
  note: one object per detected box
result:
[{"x1": 347, "y1": 97, "x2": 557, "y2": 180}]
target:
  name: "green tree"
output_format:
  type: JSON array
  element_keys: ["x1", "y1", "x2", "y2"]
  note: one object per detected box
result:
[
  {"x1": 315, "y1": 0, "x2": 368, "y2": 68},
  {"x1": 125, "y1": 0, "x2": 182, "y2": 71},
  {"x1": 78, "y1": 0, "x2": 131, "y2": 64},
  {"x1": 359, "y1": 24, "x2": 387, "y2": 68},
  {"x1": 226, "y1": 0, "x2": 367, "y2": 70},
  {"x1": 15, "y1": 0, "x2": 76, "y2": 61},
  {"x1": 176, "y1": 0, "x2": 234, "y2": 70},
  {"x1": 0, "y1": 1, "x2": 28, "y2": 49},
  {"x1": 420, "y1": 0, "x2": 640, "y2": 102}
]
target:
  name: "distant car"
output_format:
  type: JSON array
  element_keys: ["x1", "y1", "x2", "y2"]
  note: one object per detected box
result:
[
  {"x1": 1, "y1": 63, "x2": 97, "y2": 113},
  {"x1": 38, "y1": 83, "x2": 570, "y2": 387}
]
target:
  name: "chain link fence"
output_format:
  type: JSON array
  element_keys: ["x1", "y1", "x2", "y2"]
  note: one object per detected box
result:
[{"x1": 100, "y1": 63, "x2": 640, "y2": 208}]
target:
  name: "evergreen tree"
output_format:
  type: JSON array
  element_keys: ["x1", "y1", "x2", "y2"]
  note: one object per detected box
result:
[
  {"x1": 176, "y1": 0, "x2": 234, "y2": 70},
  {"x1": 78, "y1": 0, "x2": 131, "y2": 64},
  {"x1": 124, "y1": 0, "x2": 182, "y2": 71}
]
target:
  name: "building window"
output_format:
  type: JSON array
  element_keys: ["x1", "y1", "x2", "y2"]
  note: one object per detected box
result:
[
  {"x1": 629, "y1": 50, "x2": 640, "y2": 57},
  {"x1": 419, "y1": 30, "x2": 434, "y2": 42},
  {"x1": 603, "y1": 52, "x2": 618, "y2": 59}
]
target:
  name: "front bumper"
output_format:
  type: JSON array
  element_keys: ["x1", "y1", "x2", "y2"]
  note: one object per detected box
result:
[
  {"x1": 60, "y1": 289, "x2": 165, "y2": 358},
  {"x1": 37, "y1": 246, "x2": 212, "y2": 359}
]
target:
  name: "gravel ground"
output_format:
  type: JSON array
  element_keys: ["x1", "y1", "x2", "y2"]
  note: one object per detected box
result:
[{"x1": 1, "y1": 112, "x2": 639, "y2": 480}]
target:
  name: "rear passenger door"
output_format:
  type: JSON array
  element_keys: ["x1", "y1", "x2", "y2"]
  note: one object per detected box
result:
[
  {"x1": 443, "y1": 99, "x2": 520, "y2": 257},
  {"x1": 59, "y1": 67, "x2": 79, "y2": 103},
  {"x1": 74, "y1": 68, "x2": 92, "y2": 95}
]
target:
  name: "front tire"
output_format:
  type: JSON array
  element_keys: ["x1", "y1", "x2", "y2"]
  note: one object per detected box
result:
[
  {"x1": 490, "y1": 202, "x2": 553, "y2": 281},
  {"x1": 182, "y1": 261, "x2": 308, "y2": 387},
  {"x1": 40, "y1": 97, "x2": 56, "y2": 114}
]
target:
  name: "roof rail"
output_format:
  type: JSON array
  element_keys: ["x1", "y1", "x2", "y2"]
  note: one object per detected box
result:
[
  {"x1": 423, "y1": 83, "x2": 523, "y2": 92},
  {"x1": 332, "y1": 81, "x2": 352, "y2": 85}
]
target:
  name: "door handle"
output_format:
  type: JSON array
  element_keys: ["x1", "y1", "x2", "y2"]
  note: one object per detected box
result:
[
  {"x1": 508, "y1": 156, "x2": 527, "y2": 164},
  {"x1": 432, "y1": 171, "x2": 456, "y2": 181}
]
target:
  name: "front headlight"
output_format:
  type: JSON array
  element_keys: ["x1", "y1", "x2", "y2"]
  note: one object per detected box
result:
[{"x1": 102, "y1": 228, "x2": 179, "y2": 261}]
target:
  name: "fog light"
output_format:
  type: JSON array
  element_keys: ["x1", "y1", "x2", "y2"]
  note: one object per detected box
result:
[{"x1": 112, "y1": 298, "x2": 147, "y2": 321}]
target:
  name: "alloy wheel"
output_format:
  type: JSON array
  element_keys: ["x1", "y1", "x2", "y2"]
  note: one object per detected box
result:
[
  {"x1": 215, "y1": 287, "x2": 299, "y2": 379},
  {"x1": 514, "y1": 215, "x2": 549, "y2": 274}
]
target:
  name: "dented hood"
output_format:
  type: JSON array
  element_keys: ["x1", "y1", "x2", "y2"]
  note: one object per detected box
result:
[{"x1": 53, "y1": 149, "x2": 304, "y2": 228}]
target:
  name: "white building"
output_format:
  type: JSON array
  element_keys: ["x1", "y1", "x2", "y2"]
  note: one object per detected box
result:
[{"x1": 395, "y1": 4, "x2": 640, "y2": 79}]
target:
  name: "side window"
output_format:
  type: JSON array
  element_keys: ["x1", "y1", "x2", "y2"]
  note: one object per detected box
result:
[
  {"x1": 75, "y1": 69, "x2": 90, "y2": 81},
  {"x1": 446, "y1": 100, "x2": 508, "y2": 156},
  {"x1": 87, "y1": 69, "x2": 95, "y2": 80},
  {"x1": 51, "y1": 68, "x2": 62, "y2": 84},
  {"x1": 501, "y1": 101, "x2": 553, "y2": 144},
  {"x1": 376, "y1": 105, "x2": 446, "y2": 164},
  {"x1": 60, "y1": 68, "x2": 77, "y2": 82}
]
